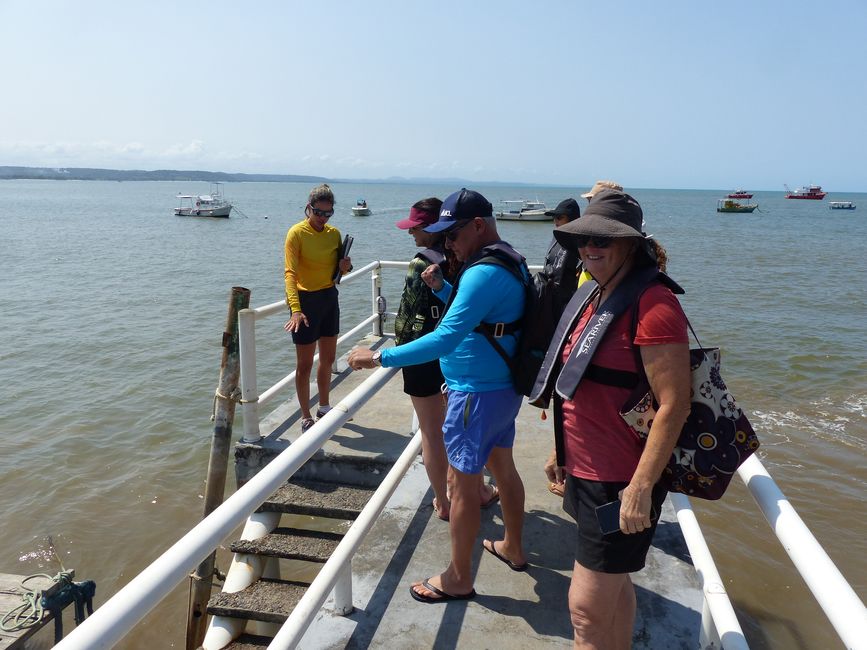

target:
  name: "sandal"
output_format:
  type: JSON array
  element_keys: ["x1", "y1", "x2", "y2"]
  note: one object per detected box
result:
[
  {"x1": 432, "y1": 497, "x2": 450, "y2": 522},
  {"x1": 300, "y1": 417, "x2": 315, "y2": 433}
]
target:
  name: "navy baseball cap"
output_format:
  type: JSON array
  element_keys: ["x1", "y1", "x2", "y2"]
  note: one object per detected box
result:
[{"x1": 424, "y1": 188, "x2": 493, "y2": 233}]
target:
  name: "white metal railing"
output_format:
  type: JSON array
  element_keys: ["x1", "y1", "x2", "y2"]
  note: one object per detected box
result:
[
  {"x1": 268, "y1": 427, "x2": 424, "y2": 648},
  {"x1": 55, "y1": 365, "x2": 400, "y2": 650},
  {"x1": 735, "y1": 455, "x2": 867, "y2": 648}
]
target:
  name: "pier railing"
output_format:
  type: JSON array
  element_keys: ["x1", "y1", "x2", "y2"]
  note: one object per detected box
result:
[{"x1": 54, "y1": 260, "x2": 865, "y2": 649}]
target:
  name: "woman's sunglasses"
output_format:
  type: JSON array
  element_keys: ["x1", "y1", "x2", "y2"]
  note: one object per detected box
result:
[
  {"x1": 308, "y1": 206, "x2": 334, "y2": 218},
  {"x1": 574, "y1": 235, "x2": 613, "y2": 249},
  {"x1": 446, "y1": 219, "x2": 473, "y2": 241}
]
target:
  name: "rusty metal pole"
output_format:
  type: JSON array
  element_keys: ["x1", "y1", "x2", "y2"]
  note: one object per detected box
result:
[{"x1": 185, "y1": 286, "x2": 250, "y2": 650}]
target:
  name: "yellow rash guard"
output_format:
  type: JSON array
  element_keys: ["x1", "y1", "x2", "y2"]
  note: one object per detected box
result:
[{"x1": 284, "y1": 219, "x2": 342, "y2": 313}]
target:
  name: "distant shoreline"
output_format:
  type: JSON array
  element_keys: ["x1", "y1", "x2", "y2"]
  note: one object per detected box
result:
[{"x1": 0, "y1": 165, "x2": 566, "y2": 188}]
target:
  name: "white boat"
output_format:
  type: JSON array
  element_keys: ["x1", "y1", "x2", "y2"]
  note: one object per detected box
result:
[
  {"x1": 494, "y1": 199, "x2": 550, "y2": 221},
  {"x1": 351, "y1": 198, "x2": 371, "y2": 216},
  {"x1": 829, "y1": 201, "x2": 856, "y2": 210},
  {"x1": 174, "y1": 183, "x2": 233, "y2": 218}
]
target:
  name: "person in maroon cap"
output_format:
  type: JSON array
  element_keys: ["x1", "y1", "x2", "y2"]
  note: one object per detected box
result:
[{"x1": 393, "y1": 198, "x2": 500, "y2": 522}]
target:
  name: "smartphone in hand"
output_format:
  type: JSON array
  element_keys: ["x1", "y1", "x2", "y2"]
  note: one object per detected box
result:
[
  {"x1": 595, "y1": 499, "x2": 659, "y2": 535},
  {"x1": 595, "y1": 500, "x2": 622, "y2": 535}
]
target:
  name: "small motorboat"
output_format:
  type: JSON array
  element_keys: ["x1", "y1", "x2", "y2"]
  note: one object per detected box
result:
[
  {"x1": 494, "y1": 199, "x2": 549, "y2": 222},
  {"x1": 727, "y1": 189, "x2": 753, "y2": 199},
  {"x1": 174, "y1": 183, "x2": 233, "y2": 218},
  {"x1": 785, "y1": 184, "x2": 826, "y2": 200},
  {"x1": 829, "y1": 201, "x2": 856, "y2": 210},
  {"x1": 351, "y1": 199, "x2": 371, "y2": 216},
  {"x1": 717, "y1": 198, "x2": 758, "y2": 213}
]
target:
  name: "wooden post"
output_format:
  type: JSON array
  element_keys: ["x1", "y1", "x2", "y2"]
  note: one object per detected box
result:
[{"x1": 185, "y1": 287, "x2": 250, "y2": 650}]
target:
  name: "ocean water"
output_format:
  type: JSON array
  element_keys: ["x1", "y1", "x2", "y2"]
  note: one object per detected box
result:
[{"x1": 1, "y1": 180, "x2": 864, "y2": 648}]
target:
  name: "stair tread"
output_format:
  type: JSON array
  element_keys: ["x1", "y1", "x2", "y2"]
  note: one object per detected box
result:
[
  {"x1": 260, "y1": 478, "x2": 375, "y2": 519},
  {"x1": 223, "y1": 633, "x2": 273, "y2": 649},
  {"x1": 230, "y1": 527, "x2": 342, "y2": 561},
  {"x1": 207, "y1": 578, "x2": 309, "y2": 624}
]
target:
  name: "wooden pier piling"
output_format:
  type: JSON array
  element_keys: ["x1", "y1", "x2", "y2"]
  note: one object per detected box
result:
[{"x1": 185, "y1": 287, "x2": 250, "y2": 650}]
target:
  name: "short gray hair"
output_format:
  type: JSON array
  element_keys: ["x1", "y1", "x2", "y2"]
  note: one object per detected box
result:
[{"x1": 308, "y1": 183, "x2": 334, "y2": 206}]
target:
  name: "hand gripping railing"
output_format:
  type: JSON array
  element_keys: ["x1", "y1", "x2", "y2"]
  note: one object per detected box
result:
[{"x1": 54, "y1": 366, "x2": 399, "y2": 650}]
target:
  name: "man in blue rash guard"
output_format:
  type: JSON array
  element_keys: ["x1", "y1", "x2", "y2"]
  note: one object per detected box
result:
[{"x1": 349, "y1": 188, "x2": 528, "y2": 603}]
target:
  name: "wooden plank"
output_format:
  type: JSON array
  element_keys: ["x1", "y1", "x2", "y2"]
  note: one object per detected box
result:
[{"x1": 0, "y1": 572, "x2": 73, "y2": 650}]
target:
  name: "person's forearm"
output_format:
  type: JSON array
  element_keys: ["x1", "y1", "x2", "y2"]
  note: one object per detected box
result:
[{"x1": 630, "y1": 403, "x2": 687, "y2": 488}]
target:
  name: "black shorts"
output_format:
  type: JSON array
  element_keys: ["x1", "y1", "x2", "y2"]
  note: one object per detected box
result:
[
  {"x1": 401, "y1": 360, "x2": 445, "y2": 397},
  {"x1": 563, "y1": 474, "x2": 668, "y2": 574},
  {"x1": 291, "y1": 287, "x2": 339, "y2": 345}
]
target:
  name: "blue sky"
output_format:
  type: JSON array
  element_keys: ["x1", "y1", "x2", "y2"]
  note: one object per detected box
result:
[{"x1": 2, "y1": 1, "x2": 865, "y2": 190}]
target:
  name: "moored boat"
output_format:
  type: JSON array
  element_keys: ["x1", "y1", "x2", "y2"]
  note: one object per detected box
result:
[
  {"x1": 494, "y1": 199, "x2": 549, "y2": 221},
  {"x1": 785, "y1": 184, "x2": 826, "y2": 200},
  {"x1": 351, "y1": 198, "x2": 371, "y2": 216},
  {"x1": 726, "y1": 189, "x2": 753, "y2": 199},
  {"x1": 829, "y1": 201, "x2": 856, "y2": 210},
  {"x1": 717, "y1": 198, "x2": 758, "y2": 213},
  {"x1": 174, "y1": 183, "x2": 233, "y2": 217}
]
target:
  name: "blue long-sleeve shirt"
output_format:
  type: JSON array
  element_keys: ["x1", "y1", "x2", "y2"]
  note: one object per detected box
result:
[{"x1": 380, "y1": 262, "x2": 525, "y2": 392}]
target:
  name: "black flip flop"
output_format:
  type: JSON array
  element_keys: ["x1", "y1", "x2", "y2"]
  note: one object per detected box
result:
[
  {"x1": 483, "y1": 539, "x2": 528, "y2": 572},
  {"x1": 409, "y1": 579, "x2": 476, "y2": 604}
]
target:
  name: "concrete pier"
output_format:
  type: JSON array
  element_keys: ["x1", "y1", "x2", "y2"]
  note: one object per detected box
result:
[{"x1": 232, "y1": 335, "x2": 703, "y2": 648}]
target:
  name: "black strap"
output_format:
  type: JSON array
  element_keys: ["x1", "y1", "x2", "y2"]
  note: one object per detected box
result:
[{"x1": 555, "y1": 265, "x2": 660, "y2": 400}]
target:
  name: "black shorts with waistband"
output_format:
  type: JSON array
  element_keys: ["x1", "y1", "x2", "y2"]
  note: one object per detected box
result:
[
  {"x1": 563, "y1": 474, "x2": 668, "y2": 574},
  {"x1": 291, "y1": 286, "x2": 339, "y2": 345}
]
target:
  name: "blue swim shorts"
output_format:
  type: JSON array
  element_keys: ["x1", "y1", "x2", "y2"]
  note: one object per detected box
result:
[{"x1": 443, "y1": 387, "x2": 523, "y2": 474}]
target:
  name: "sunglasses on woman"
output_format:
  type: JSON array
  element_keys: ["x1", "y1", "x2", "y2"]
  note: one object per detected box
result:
[
  {"x1": 445, "y1": 219, "x2": 473, "y2": 241},
  {"x1": 308, "y1": 206, "x2": 334, "y2": 218},
  {"x1": 574, "y1": 235, "x2": 613, "y2": 249}
]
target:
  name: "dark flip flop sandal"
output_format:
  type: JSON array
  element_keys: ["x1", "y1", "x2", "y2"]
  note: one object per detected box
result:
[
  {"x1": 431, "y1": 497, "x2": 450, "y2": 522},
  {"x1": 480, "y1": 485, "x2": 500, "y2": 509},
  {"x1": 410, "y1": 579, "x2": 476, "y2": 604},
  {"x1": 483, "y1": 539, "x2": 528, "y2": 572}
]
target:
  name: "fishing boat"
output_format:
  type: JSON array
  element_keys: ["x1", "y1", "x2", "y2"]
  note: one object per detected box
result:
[
  {"x1": 785, "y1": 184, "x2": 826, "y2": 200},
  {"x1": 494, "y1": 199, "x2": 549, "y2": 221},
  {"x1": 726, "y1": 189, "x2": 753, "y2": 199},
  {"x1": 351, "y1": 198, "x2": 371, "y2": 216},
  {"x1": 717, "y1": 198, "x2": 758, "y2": 213},
  {"x1": 174, "y1": 183, "x2": 233, "y2": 218},
  {"x1": 829, "y1": 201, "x2": 856, "y2": 210}
]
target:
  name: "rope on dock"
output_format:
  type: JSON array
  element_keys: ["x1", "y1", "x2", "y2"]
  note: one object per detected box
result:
[
  {"x1": 211, "y1": 386, "x2": 244, "y2": 421},
  {"x1": 0, "y1": 571, "x2": 97, "y2": 643}
]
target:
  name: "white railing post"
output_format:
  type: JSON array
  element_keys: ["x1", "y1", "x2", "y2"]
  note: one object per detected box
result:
[
  {"x1": 238, "y1": 308, "x2": 262, "y2": 442},
  {"x1": 332, "y1": 561, "x2": 353, "y2": 615},
  {"x1": 371, "y1": 264, "x2": 383, "y2": 336}
]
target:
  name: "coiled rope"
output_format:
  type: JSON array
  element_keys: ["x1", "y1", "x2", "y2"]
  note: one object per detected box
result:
[{"x1": 0, "y1": 571, "x2": 72, "y2": 632}]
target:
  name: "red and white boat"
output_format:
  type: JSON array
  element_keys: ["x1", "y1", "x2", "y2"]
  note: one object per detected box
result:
[
  {"x1": 785, "y1": 184, "x2": 826, "y2": 200},
  {"x1": 727, "y1": 189, "x2": 753, "y2": 199}
]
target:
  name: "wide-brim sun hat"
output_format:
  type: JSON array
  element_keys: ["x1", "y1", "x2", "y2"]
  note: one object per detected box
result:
[{"x1": 554, "y1": 189, "x2": 645, "y2": 252}]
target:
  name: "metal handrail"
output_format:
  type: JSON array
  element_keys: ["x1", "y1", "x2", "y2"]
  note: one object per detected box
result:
[
  {"x1": 268, "y1": 429, "x2": 424, "y2": 648},
  {"x1": 736, "y1": 455, "x2": 867, "y2": 648},
  {"x1": 669, "y1": 493, "x2": 749, "y2": 650},
  {"x1": 54, "y1": 366, "x2": 399, "y2": 650}
]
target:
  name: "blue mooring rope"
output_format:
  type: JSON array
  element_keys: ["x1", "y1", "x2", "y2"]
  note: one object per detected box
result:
[{"x1": 0, "y1": 571, "x2": 96, "y2": 643}]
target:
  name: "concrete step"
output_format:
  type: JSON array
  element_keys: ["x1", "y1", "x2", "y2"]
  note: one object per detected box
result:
[
  {"x1": 207, "y1": 578, "x2": 309, "y2": 624},
  {"x1": 222, "y1": 633, "x2": 272, "y2": 649},
  {"x1": 259, "y1": 479, "x2": 376, "y2": 520},
  {"x1": 229, "y1": 527, "x2": 342, "y2": 562}
]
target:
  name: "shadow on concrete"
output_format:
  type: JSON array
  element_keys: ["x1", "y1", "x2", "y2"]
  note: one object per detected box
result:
[
  {"x1": 651, "y1": 519, "x2": 693, "y2": 564},
  {"x1": 633, "y1": 584, "x2": 700, "y2": 649}
]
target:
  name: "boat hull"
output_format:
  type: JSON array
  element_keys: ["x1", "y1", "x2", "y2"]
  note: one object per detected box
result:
[
  {"x1": 174, "y1": 206, "x2": 232, "y2": 218},
  {"x1": 495, "y1": 210, "x2": 550, "y2": 222},
  {"x1": 351, "y1": 207, "x2": 371, "y2": 216},
  {"x1": 717, "y1": 206, "x2": 757, "y2": 213},
  {"x1": 785, "y1": 194, "x2": 826, "y2": 200},
  {"x1": 727, "y1": 193, "x2": 753, "y2": 199}
]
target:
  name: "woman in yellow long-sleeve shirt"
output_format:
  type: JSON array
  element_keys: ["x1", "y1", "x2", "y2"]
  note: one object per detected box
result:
[{"x1": 284, "y1": 184, "x2": 352, "y2": 432}]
